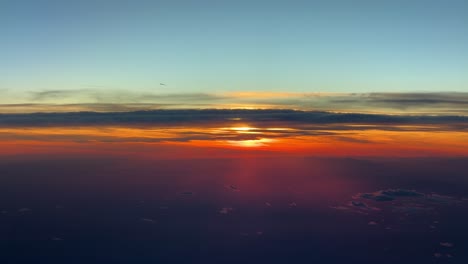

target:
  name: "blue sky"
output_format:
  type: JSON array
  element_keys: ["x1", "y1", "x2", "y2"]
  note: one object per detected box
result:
[{"x1": 1, "y1": 0, "x2": 468, "y2": 105}]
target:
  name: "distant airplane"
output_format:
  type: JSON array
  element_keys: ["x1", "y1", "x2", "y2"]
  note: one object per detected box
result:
[{"x1": 160, "y1": 83, "x2": 166, "y2": 86}]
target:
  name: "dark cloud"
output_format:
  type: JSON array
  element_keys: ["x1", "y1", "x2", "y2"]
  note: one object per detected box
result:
[
  {"x1": 336, "y1": 189, "x2": 467, "y2": 216},
  {"x1": 329, "y1": 94, "x2": 468, "y2": 107},
  {"x1": 350, "y1": 201, "x2": 367, "y2": 207},
  {"x1": 0, "y1": 109, "x2": 467, "y2": 127},
  {"x1": 333, "y1": 188, "x2": 468, "y2": 233},
  {"x1": 359, "y1": 189, "x2": 424, "y2": 202},
  {"x1": 347, "y1": 201, "x2": 380, "y2": 212},
  {"x1": 392, "y1": 206, "x2": 433, "y2": 214},
  {"x1": 426, "y1": 194, "x2": 458, "y2": 204},
  {"x1": 366, "y1": 92, "x2": 468, "y2": 106},
  {"x1": 324, "y1": 92, "x2": 468, "y2": 105},
  {"x1": 30, "y1": 90, "x2": 92, "y2": 101},
  {"x1": 251, "y1": 92, "x2": 468, "y2": 114},
  {"x1": 328, "y1": 136, "x2": 373, "y2": 144}
]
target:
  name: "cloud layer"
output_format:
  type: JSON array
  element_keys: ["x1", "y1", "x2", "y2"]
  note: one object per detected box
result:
[
  {"x1": 1, "y1": 109, "x2": 468, "y2": 127},
  {"x1": 2, "y1": 90, "x2": 468, "y2": 115}
]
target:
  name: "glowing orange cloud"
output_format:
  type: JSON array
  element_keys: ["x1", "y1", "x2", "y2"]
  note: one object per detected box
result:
[{"x1": 0, "y1": 123, "x2": 467, "y2": 159}]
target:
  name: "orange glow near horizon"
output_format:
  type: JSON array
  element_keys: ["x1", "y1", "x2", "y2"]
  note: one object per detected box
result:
[
  {"x1": 227, "y1": 138, "x2": 275, "y2": 148},
  {"x1": 0, "y1": 123, "x2": 468, "y2": 158}
]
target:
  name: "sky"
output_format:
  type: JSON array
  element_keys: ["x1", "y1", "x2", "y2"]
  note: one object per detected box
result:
[
  {"x1": 2, "y1": 3, "x2": 468, "y2": 262},
  {"x1": 2, "y1": 0, "x2": 468, "y2": 110}
]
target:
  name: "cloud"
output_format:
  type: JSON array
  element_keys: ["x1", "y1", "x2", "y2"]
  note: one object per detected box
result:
[
  {"x1": 0, "y1": 116, "x2": 339, "y2": 143},
  {"x1": 219, "y1": 207, "x2": 234, "y2": 214},
  {"x1": 0, "y1": 109, "x2": 467, "y2": 127},
  {"x1": 333, "y1": 188, "x2": 468, "y2": 232},
  {"x1": 365, "y1": 92, "x2": 468, "y2": 106},
  {"x1": 440, "y1": 242, "x2": 454, "y2": 248},
  {"x1": 234, "y1": 92, "x2": 468, "y2": 114},
  {"x1": 140, "y1": 218, "x2": 157, "y2": 223},
  {"x1": 319, "y1": 92, "x2": 468, "y2": 115},
  {"x1": 18, "y1": 208, "x2": 32, "y2": 213},
  {"x1": 30, "y1": 90, "x2": 91, "y2": 101},
  {"x1": 336, "y1": 188, "x2": 466, "y2": 216},
  {"x1": 0, "y1": 109, "x2": 467, "y2": 146},
  {"x1": 6, "y1": 90, "x2": 468, "y2": 115},
  {"x1": 29, "y1": 89, "x2": 230, "y2": 104},
  {"x1": 359, "y1": 189, "x2": 424, "y2": 202}
]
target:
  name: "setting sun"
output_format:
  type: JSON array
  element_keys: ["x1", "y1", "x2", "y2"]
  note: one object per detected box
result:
[{"x1": 227, "y1": 138, "x2": 275, "y2": 147}]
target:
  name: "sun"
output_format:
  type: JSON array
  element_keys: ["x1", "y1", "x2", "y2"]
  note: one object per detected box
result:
[
  {"x1": 231, "y1": 126, "x2": 254, "y2": 131},
  {"x1": 217, "y1": 125, "x2": 277, "y2": 147},
  {"x1": 228, "y1": 126, "x2": 261, "y2": 134},
  {"x1": 227, "y1": 138, "x2": 274, "y2": 148}
]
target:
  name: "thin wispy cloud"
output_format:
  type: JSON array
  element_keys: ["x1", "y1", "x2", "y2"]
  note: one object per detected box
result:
[{"x1": 29, "y1": 89, "x2": 230, "y2": 103}]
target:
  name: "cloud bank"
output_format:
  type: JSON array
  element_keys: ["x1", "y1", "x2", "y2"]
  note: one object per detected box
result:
[
  {"x1": 2, "y1": 90, "x2": 468, "y2": 115},
  {"x1": 1, "y1": 109, "x2": 468, "y2": 127}
]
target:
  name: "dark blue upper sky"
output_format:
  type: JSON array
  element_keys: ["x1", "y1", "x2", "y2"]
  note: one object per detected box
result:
[{"x1": 2, "y1": 0, "x2": 468, "y2": 104}]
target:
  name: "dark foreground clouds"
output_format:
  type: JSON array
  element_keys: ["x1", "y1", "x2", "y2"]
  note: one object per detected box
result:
[
  {"x1": 1, "y1": 109, "x2": 468, "y2": 127},
  {"x1": 333, "y1": 188, "x2": 468, "y2": 228},
  {"x1": 342, "y1": 188, "x2": 466, "y2": 213}
]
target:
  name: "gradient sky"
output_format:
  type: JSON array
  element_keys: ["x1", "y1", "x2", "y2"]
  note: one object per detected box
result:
[{"x1": 2, "y1": 0, "x2": 468, "y2": 105}]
